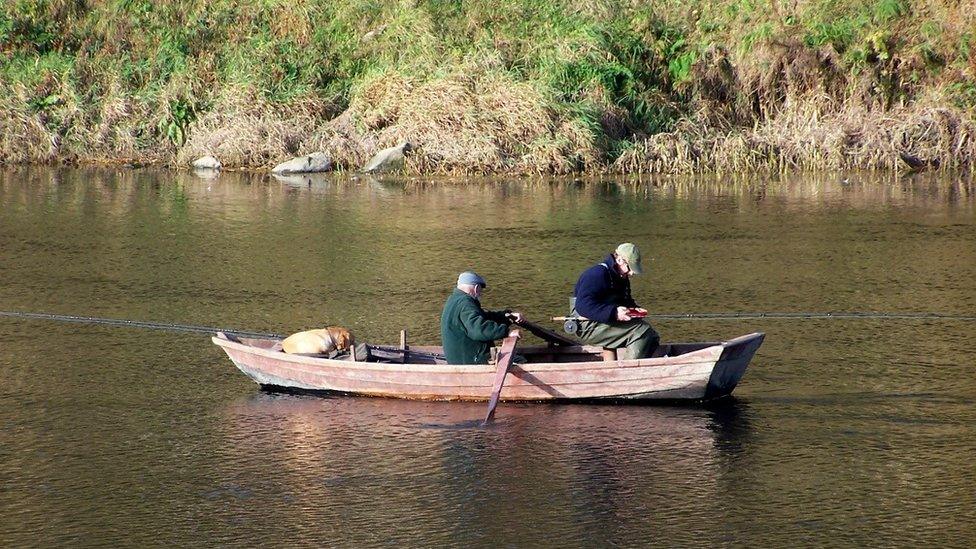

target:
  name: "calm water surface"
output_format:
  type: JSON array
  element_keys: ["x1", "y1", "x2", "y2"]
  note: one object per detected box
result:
[{"x1": 1, "y1": 168, "x2": 974, "y2": 547}]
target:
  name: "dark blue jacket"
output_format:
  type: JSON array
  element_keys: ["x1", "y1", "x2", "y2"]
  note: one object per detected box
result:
[{"x1": 573, "y1": 255, "x2": 638, "y2": 323}]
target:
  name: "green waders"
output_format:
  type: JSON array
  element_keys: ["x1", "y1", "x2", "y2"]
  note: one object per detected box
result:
[{"x1": 575, "y1": 317, "x2": 660, "y2": 360}]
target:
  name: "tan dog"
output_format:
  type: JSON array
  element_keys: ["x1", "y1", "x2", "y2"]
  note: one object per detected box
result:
[{"x1": 281, "y1": 327, "x2": 354, "y2": 355}]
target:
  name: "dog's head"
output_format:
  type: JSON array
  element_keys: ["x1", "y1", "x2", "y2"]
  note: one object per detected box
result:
[{"x1": 326, "y1": 326, "x2": 354, "y2": 351}]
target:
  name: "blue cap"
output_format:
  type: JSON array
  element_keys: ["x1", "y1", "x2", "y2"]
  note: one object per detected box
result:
[{"x1": 457, "y1": 271, "x2": 487, "y2": 288}]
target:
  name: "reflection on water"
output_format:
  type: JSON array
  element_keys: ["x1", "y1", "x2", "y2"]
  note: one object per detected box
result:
[
  {"x1": 0, "y1": 167, "x2": 973, "y2": 546},
  {"x1": 216, "y1": 393, "x2": 744, "y2": 546}
]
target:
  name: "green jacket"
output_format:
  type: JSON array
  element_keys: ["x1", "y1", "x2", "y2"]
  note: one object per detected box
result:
[{"x1": 440, "y1": 288, "x2": 511, "y2": 365}]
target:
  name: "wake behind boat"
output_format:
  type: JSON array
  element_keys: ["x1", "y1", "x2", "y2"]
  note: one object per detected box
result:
[{"x1": 212, "y1": 331, "x2": 764, "y2": 402}]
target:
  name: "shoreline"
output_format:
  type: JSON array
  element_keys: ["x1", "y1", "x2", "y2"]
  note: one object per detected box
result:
[{"x1": 5, "y1": 98, "x2": 973, "y2": 175}]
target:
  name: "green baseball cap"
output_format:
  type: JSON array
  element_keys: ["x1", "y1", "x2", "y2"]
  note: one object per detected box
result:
[{"x1": 615, "y1": 243, "x2": 644, "y2": 275}]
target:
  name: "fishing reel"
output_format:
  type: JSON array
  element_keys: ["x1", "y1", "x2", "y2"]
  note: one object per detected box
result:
[
  {"x1": 563, "y1": 297, "x2": 581, "y2": 334},
  {"x1": 563, "y1": 318, "x2": 580, "y2": 335}
]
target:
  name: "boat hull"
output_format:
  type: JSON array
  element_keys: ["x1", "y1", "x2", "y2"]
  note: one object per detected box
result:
[{"x1": 213, "y1": 332, "x2": 764, "y2": 402}]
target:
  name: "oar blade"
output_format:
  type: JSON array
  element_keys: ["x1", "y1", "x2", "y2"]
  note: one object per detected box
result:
[{"x1": 483, "y1": 330, "x2": 520, "y2": 424}]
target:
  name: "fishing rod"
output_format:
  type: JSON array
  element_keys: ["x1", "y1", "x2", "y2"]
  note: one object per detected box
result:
[
  {"x1": 640, "y1": 312, "x2": 976, "y2": 321},
  {"x1": 551, "y1": 311, "x2": 976, "y2": 321},
  {"x1": 0, "y1": 310, "x2": 281, "y2": 338}
]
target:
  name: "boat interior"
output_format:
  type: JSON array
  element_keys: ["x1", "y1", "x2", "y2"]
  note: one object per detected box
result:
[{"x1": 222, "y1": 332, "x2": 720, "y2": 365}]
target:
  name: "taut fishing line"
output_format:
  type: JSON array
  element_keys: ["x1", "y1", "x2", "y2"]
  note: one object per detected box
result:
[
  {"x1": 0, "y1": 311, "x2": 281, "y2": 338},
  {"x1": 1, "y1": 310, "x2": 972, "y2": 339}
]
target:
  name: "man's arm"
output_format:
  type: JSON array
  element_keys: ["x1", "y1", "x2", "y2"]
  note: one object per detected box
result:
[{"x1": 459, "y1": 304, "x2": 511, "y2": 342}]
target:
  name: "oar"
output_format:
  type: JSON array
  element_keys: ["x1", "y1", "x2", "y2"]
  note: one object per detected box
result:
[
  {"x1": 513, "y1": 318, "x2": 577, "y2": 346},
  {"x1": 483, "y1": 329, "x2": 521, "y2": 425}
]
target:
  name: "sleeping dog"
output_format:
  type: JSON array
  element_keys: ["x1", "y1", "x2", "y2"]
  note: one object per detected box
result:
[{"x1": 281, "y1": 326, "x2": 355, "y2": 355}]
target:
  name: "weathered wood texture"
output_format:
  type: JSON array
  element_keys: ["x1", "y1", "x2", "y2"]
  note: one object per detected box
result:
[{"x1": 213, "y1": 332, "x2": 764, "y2": 402}]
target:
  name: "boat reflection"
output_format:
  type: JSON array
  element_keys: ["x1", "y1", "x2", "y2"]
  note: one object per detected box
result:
[{"x1": 216, "y1": 393, "x2": 754, "y2": 545}]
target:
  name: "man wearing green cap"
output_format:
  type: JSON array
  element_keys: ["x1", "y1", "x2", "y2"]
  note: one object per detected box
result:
[
  {"x1": 441, "y1": 271, "x2": 524, "y2": 365},
  {"x1": 572, "y1": 243, "x2": 659, "y2": 360}
]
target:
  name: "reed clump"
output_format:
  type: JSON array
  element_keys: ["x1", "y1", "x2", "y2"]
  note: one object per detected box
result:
[{"x1": 1, "y1": 1, "x2": 974, "y2": 173}]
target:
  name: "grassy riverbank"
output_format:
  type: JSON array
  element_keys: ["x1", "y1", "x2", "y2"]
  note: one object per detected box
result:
[{"x1": 2, "y1": 1, "x2": 974, "y2": 173}]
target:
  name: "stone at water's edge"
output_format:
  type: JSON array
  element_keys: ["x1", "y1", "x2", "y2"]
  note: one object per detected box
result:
[
  {"x1": 191, "y1": 155, "x2": 222, "y2": 170},
  {"x1": 361, "y1": 142, "x2": 412, "y2": 174},
  {"x1": 272, "y1": 152, "x2": 332, "y2": 174}
]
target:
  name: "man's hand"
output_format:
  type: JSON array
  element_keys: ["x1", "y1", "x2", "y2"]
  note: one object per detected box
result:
[
  {"x1": 506, "y1": 311, "x2": 525, "y2": 324},
  {"x1": 615, "y1": 306, "x2": 632, "y2": 321}
]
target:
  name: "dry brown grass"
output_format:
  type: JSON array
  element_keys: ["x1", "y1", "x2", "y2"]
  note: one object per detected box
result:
[
  {"x1": 306, "y1": 65, "x2": 601, "y2": 174},
  {"x1": 614, "y1": 95, "x2": 976, "y2": 174},
  {"x1": 176, "y1": 86, "x2": 336, "y2": 169},
  {"x1": 0, "y1": 90, "x2": 55, "y2": 164}
]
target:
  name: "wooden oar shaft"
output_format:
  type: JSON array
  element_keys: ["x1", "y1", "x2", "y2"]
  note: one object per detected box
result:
[
  {"x1": 483, "y1": 330, "x2": 521, "y2": 424},
  {"x1": 515, "y1": 318, "x2": 578, "y2": 346}
]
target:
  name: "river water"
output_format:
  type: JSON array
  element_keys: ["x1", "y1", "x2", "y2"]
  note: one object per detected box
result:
[{"x1": 1, "y1": 167, "x2": 973, "y2": 546}]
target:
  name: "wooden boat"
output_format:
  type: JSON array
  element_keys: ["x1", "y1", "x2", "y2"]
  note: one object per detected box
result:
[{"x1": 212, "y1": 331, "x2": 764, "y2": 402}]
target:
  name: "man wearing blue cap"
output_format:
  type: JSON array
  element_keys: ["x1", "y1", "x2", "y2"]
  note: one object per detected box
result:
[
  {"x1": 441, "y1": 271, "x2": 524, "y2": 365},
  {"x1": 572, "y1": 243, "x2": 659, "y2": 360}
]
